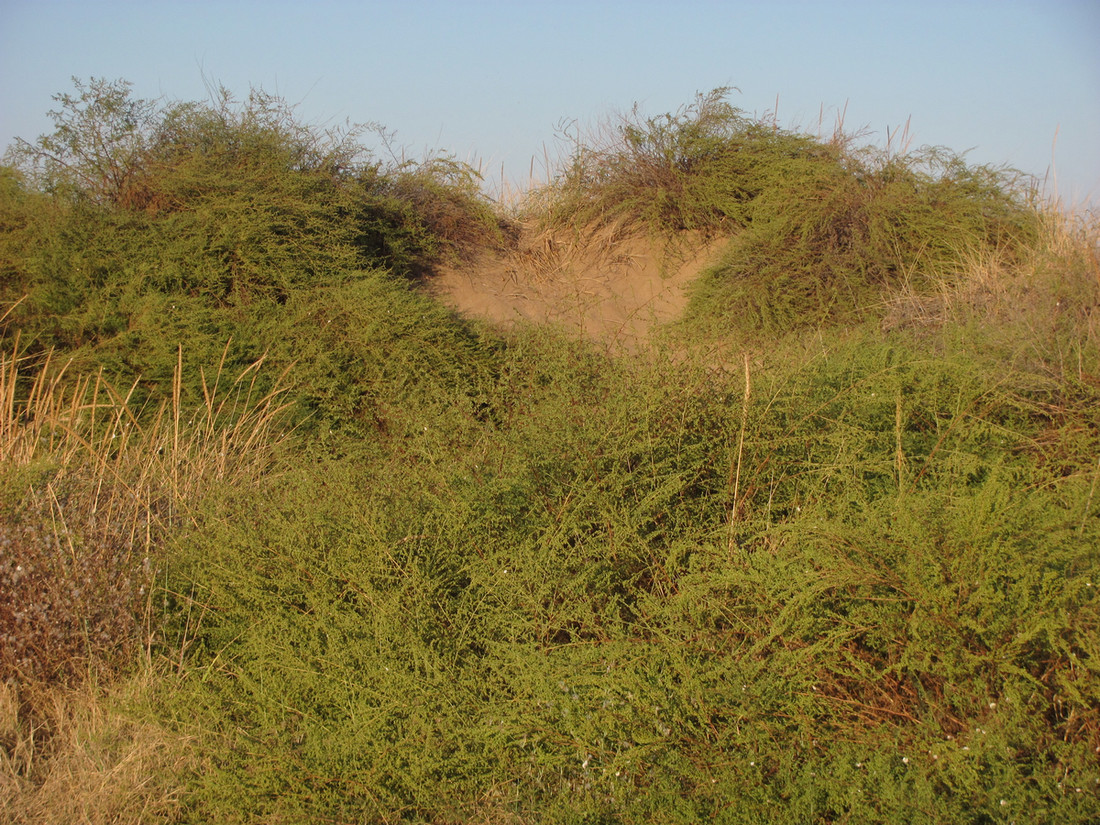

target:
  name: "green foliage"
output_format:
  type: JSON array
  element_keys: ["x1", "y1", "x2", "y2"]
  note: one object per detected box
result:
[
  {"x1": 251, "y1": 272, "x2": 501, "y2": 438},
  {"x1": 373, "y1": 155, "x2": 508, "y2": 272},
  {"x1": 689, "y1": 146, "x2": 1040, "y2": 335},
  {"x1": 4, "y1": 81, "x2": 1098, "y2": 823},
  {"x1": 545, "y1": 87, "x2": 798, "y2": 234},
  {"x1": 538, "y1": 87, "x2": 1040, "y2": 337},
  {"x1": 1, "y1": 78, "x2": 498, "y2": 416},
  {"x1": 163, "y1": 328, "x2": 1100, "y2": 823}
]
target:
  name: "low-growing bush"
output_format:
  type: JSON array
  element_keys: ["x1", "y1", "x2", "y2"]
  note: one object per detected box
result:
[
  {"x1": 3, "y1": 80, "x2": 1098, "y2": 823},
  {"x1": 533, "y1": 87, "x2": 1040, "y2": 337},
  {"x1": 162, "y1": 328, "x2": 1100, "y2": 823},
  {"x1": 688, "y1": 147, "x2": 1040, "y2": 335},
  {"x1": 540, "y1": 87, "x2": 805, "y2": 235},
  {"x1": 1, "y1": 78, "x2": 500, "y2": 407}
]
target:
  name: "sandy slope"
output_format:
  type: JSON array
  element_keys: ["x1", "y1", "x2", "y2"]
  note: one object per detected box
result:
[{"x1": 427, "y1": 222, "x2": 726, "y2": 351}]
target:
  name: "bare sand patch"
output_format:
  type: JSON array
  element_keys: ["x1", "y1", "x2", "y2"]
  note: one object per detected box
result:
[{"x1": 427, "y1": 222, "x2": 727, "y2": 351}]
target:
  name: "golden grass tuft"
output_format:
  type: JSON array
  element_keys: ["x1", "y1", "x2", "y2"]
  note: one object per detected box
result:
[
  {"x1": 882, "y1": 201, "x2": 1100, "y2": 369},
  {"x1": 0, "y1": 676, "x2": 192, "y2": 825}
]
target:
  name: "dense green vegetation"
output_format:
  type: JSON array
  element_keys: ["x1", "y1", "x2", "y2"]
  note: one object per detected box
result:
[
  {"x1": 2, "y1": 80, "x2": 1098, "y2": 823},
  {"x1": 545, "y1": 88, "x2": 1041, "y2": 335}
]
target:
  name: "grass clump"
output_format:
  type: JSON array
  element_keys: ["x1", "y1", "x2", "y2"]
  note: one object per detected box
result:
[
  {"x1": 0, "y1": 337, "x2": 292, "y2": 681},
  {"x1": 0, "y1": 675, "x2": 192, "y2": 825}
]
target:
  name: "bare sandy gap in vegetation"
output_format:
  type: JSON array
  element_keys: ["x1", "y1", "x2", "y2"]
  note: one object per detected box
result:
[{"x1": 428, "y1": 223, "x2": 728, "y2": 350}]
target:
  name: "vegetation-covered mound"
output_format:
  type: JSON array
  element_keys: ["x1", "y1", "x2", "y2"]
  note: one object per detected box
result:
[{"x1": 2, "y1": 80, "x2": 1098, "y2": 823}]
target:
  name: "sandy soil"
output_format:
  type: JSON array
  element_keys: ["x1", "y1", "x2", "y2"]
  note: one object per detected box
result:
[{"x1": 427, "y1": 222, "x2": 727, "y2": 352}]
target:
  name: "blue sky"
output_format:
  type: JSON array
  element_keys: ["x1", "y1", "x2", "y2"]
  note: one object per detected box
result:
[{"x1": 1, "y1": 0, "x2": 1098, "y2": 208}]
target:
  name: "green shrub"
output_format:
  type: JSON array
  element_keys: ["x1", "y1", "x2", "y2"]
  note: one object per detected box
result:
[
  {"x1": 163, "y1": 329, "x2": 1100, "y2": 823},
  {"x1": 5, "y1": 81, "x2": 1098, "y2": 823},
  {"x1": 533, "y1": 87, "x2": 1040, "y2": 337},
  {"x1": 688, "y1": 146, "x2": 1040, "y2": 335},
  {"x1": 1, "y1": 78, "x2": 499, "y2": 414},
  {"x1": 542, "y1": 87, "x2": 812, "y2": 235}
]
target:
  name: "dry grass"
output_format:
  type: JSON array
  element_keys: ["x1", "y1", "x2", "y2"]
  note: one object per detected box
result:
[
  {"x1": 0, "y1": 675, "x2": 191, "y2": 825},
  {"x1": 883, "y1": 202, "x2": 1100, "y2": 364},
  {"x1": 0, "y1": 334, "x2": 293, "y2": 821},
  {"x1": 501, "y1": 216, "x2": 639, "y2": 284},
  {"x1": 1, "y1": 339, "x2": 294, "y2": 682},
  {"x1": 2, "y1": 340, "x2": 295, "y2": 509}
]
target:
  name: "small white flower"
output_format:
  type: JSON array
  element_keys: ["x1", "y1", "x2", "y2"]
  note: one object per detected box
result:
[{"x1": 902, "y1": 757, "x2": 909, "y2": 764}]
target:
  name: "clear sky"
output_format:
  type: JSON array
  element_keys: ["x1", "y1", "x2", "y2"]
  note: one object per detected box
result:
[{"x1": 1, "y1": 0, "x2": 1097, "y2": 208}]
